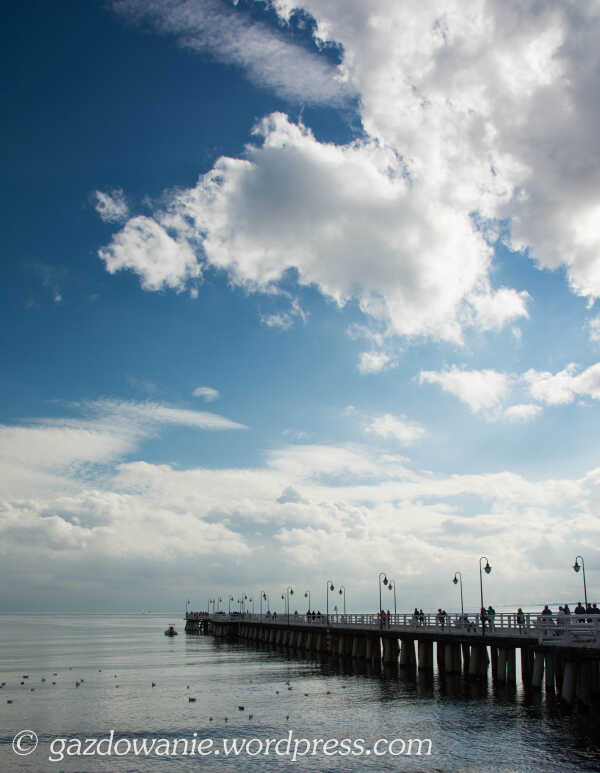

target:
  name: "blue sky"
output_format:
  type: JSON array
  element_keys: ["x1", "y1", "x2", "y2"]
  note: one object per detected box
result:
[{"x1": 2, "y1": 0, "x2": 600, "y2": 612}]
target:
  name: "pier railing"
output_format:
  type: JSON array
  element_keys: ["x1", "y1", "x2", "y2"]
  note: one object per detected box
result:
[{"x1": 193, "y1": 611, "x2": 600, "y2": 648}]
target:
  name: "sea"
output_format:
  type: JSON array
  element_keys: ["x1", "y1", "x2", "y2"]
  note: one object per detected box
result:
[{"x1": 1, "y1": 613, "x2": 599, "y2": 772}]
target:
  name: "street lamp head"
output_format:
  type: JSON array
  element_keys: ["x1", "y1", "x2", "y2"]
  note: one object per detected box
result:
[
  {"x1": 573, "y1": 561, "x2": 580, "y2": 573},
  {"x1": 453, "y1": 576, "x2": 458, "y2": 585},
  {"x1": 304, "y1": 591, "x2": 309, "y2": 598},
  {"x1": 383, "y1": 576, "x2": 388, "y2": 585},
  {"x1": 290, "y1": 588, "x2": 294, "y2": 595},
  {"x1": 339, "y1": 588, "x2": 343, "y2": 595},
  {"x1": 330, "y1": 583, "x2": 334, "y2": 591},
  {"x1": 484, "y1": 563, "x2": 492, "y2": 574}
]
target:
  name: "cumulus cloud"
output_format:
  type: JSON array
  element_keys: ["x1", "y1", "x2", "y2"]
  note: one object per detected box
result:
[
  {"x1": 96, "y1": 1, "x2": 600, "y2": 346},
  {"x1": 365, "y1": 413, "x2": 426, "y2": 445},
  {"x1": 271, "y1": 0, "x2": 600, "y2": 304},
  {"x1": 93, "y1": 189, "x2": 129, "y2": 223},
  {"x1": 503, "y1": 403, "x2": 542, "y2": 422},
  {"x1": 100, "y1": 113, "x2": 528, "y2": 342},
  {"x1": 98, "y1": 216, "x2": 201, "y2": 292},
  {"x1": 193, "y1": 386, "x2": 220, "y2": 402},
  {"x1": 419, "y1": 366, "x2": 511, "y2": 415},
  {"x1": 524, "y1": 362, "x2": 600, "y2": 405},
  {"x1": 357, "y1": 351, "x2": 395, "y2": 374}
]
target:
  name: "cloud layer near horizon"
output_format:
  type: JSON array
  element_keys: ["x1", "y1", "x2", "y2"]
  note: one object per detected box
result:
[{"x1": 1, "y1": 401, "x2": 599, "y2": 610}]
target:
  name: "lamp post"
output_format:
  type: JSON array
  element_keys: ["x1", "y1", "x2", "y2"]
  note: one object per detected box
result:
[
  {"x1": 228, "y1": 595, "x2": 234, "y2": 615},
  {"x1": 282, "y1": 586, "x2": 294, "y2": 624},
  {"x1": 326, "y1": 580, "x2": 335, "y2": 623},
  {"x1": 260, "y1": 591, "x2": 269, "y2": 616},
  {"x1": 378, "y1": 571, "x2": 390, "y2": 614},
  {"x1": 479, "y1": 556, "x2": 491, "y2": 634},
  {"x1": 186, "y1": 599, "x2": 190, "y2": 617},
  {"x1": 217, "y1": 597, "x2": 222, "y2": 612},
  {"x1": 304, "y1": 590, "x2": 311, "y2": 614},
  {"x1": 338, "y1": 585, "x2": 346, "y2": 615},
  {"x1": 573, "y1": 555, "x2": 588, "y2": 608},
  {"x1": 387, "y1": 580, "x2": 396, "y2": 617},
  {"x1": 453, "y1": 572, "x2": 464, "y2": 617}
]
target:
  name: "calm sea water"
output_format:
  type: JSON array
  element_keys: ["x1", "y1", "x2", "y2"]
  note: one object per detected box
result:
[{"x1": 1, "y1": 614, "x2": 599, "y2": 772}]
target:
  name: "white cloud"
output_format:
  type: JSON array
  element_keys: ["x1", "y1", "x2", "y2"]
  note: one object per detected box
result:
[
  {"x1": 110, "y1": 0, "x2": 352, "y2": 105},
  {"x1": 357, "y1": 351, "x2": 394, "y2": 374},
  {"x1": 99, "y1": 0, "x2": 600, "y2": 340},
  {"x1": 98, "y1": 216, "x2": 201, "y2": 292},
  {"x1": 524, "y1": 362, "x2": 600, "y2": 405},
  {"x1": 3, "y1": 428, "x2": 599, "y2": 610},
  {"x1": 419, "y1": 366, "x2": 511, "y2": 414},
  {"x1": 94, "y1": 189, "x2": 129, "y2": 223},
  {"x1": 193, "y1": 386, "x2": 220, "y2": 402},
  {"x1": 365, "y1": 413, "x2": 426, "y2": 445},
  {"x1": 588, "y1": 317, "x2": 600, "y2": 343},
  {"x1": 503, "y1": 403, "x2": 542, "y2": 422},
  {"x1": 99, "y1": 112, "x2": 528, "y2": 343},
  {"x1": 271, "y1": 1, "x2": 600, "y2": 304},
  {"x1": 0, "y1": 399, "x2": 245, "y2": 500}
]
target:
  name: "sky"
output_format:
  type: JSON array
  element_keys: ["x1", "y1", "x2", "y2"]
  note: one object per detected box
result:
[{"x1": 2, "y1": 0, "x2": 600, "y2": 613}]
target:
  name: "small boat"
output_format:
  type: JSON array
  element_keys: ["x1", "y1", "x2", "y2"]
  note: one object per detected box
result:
[{"x1": 164, "y1": 625, "x2": 178, "y2": 636}]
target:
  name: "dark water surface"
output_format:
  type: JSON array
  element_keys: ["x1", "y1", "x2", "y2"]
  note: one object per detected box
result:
[{"x1": 1, "y1": 614, "x2": 599, "y2": 772}]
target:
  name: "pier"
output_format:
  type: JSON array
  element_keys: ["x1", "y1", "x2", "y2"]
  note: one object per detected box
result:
[{"x1": 186, "y1": 610, "x2": 600, "y2": 709}]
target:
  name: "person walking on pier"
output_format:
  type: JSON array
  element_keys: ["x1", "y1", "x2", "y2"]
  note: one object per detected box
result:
[
  {"x1": 516, "y1": 607, "x2": 525, "y2": 633},
  {"x1": 574, "y1": 601, "x2": 585, "y2": 617},
  {"x1": 437, "y1": 609, "x2": 446, "y2": 630},
  {"x1": 487, "y1": 605, "x2": 496, "y2": 631}
]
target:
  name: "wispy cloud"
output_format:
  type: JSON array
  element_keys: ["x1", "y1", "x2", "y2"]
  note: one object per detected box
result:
[
  {"x1": 365, "y1": 413, "x2": 426, "y2": 445},
  {"x1": 193, "y1": 386, "x2": 220, "y2": 402},
  {"x1": 110, "y1": 0, "x2": 353, "y2": 105},
  {"x1": 93, "y1": 189, "x2": 129, "y2": 223}
]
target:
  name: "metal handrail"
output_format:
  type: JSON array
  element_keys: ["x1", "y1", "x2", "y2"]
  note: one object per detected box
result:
[{"x1": 197, "y1": 610, "x2": 597, "y2": 637}]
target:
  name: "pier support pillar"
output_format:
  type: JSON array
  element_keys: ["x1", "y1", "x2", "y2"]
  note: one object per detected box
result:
[
  {"x1": 497, "y1": 648, "x2": 507, "y2": 683},
  {"x1": 382, "y1": 637, "x2": 399, "y2": 664},
  {"x1": 506, "y1": 648, "x2": 516, "y2": 683},
  {"x1": 461, "y1": 642, "x2": 470, "y2": 673},
  {"x1": 576, "y1": 662, "x2": 592, "y2": 707},
  {"x1": 400, "y1": 639, "x2": 416, "y2": 667},
  {"x1": 545, "y1": 654, "x2": 555, "y2": 692},
  {"x1": 352, "y1": 637, "x2": 366, "y2": 658},
  {"x1": 418, "y1": 640, "x2": 433, "y2": 670},
  {"x1": 561, "y1": 661, "x2": 576, "y2": 705},
  {"x1": 531, "y1": 651, "x2": 544, "y2": 688},
  {"x1": 436, "y1": 641, "x2": 445, "y2": 674}
]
